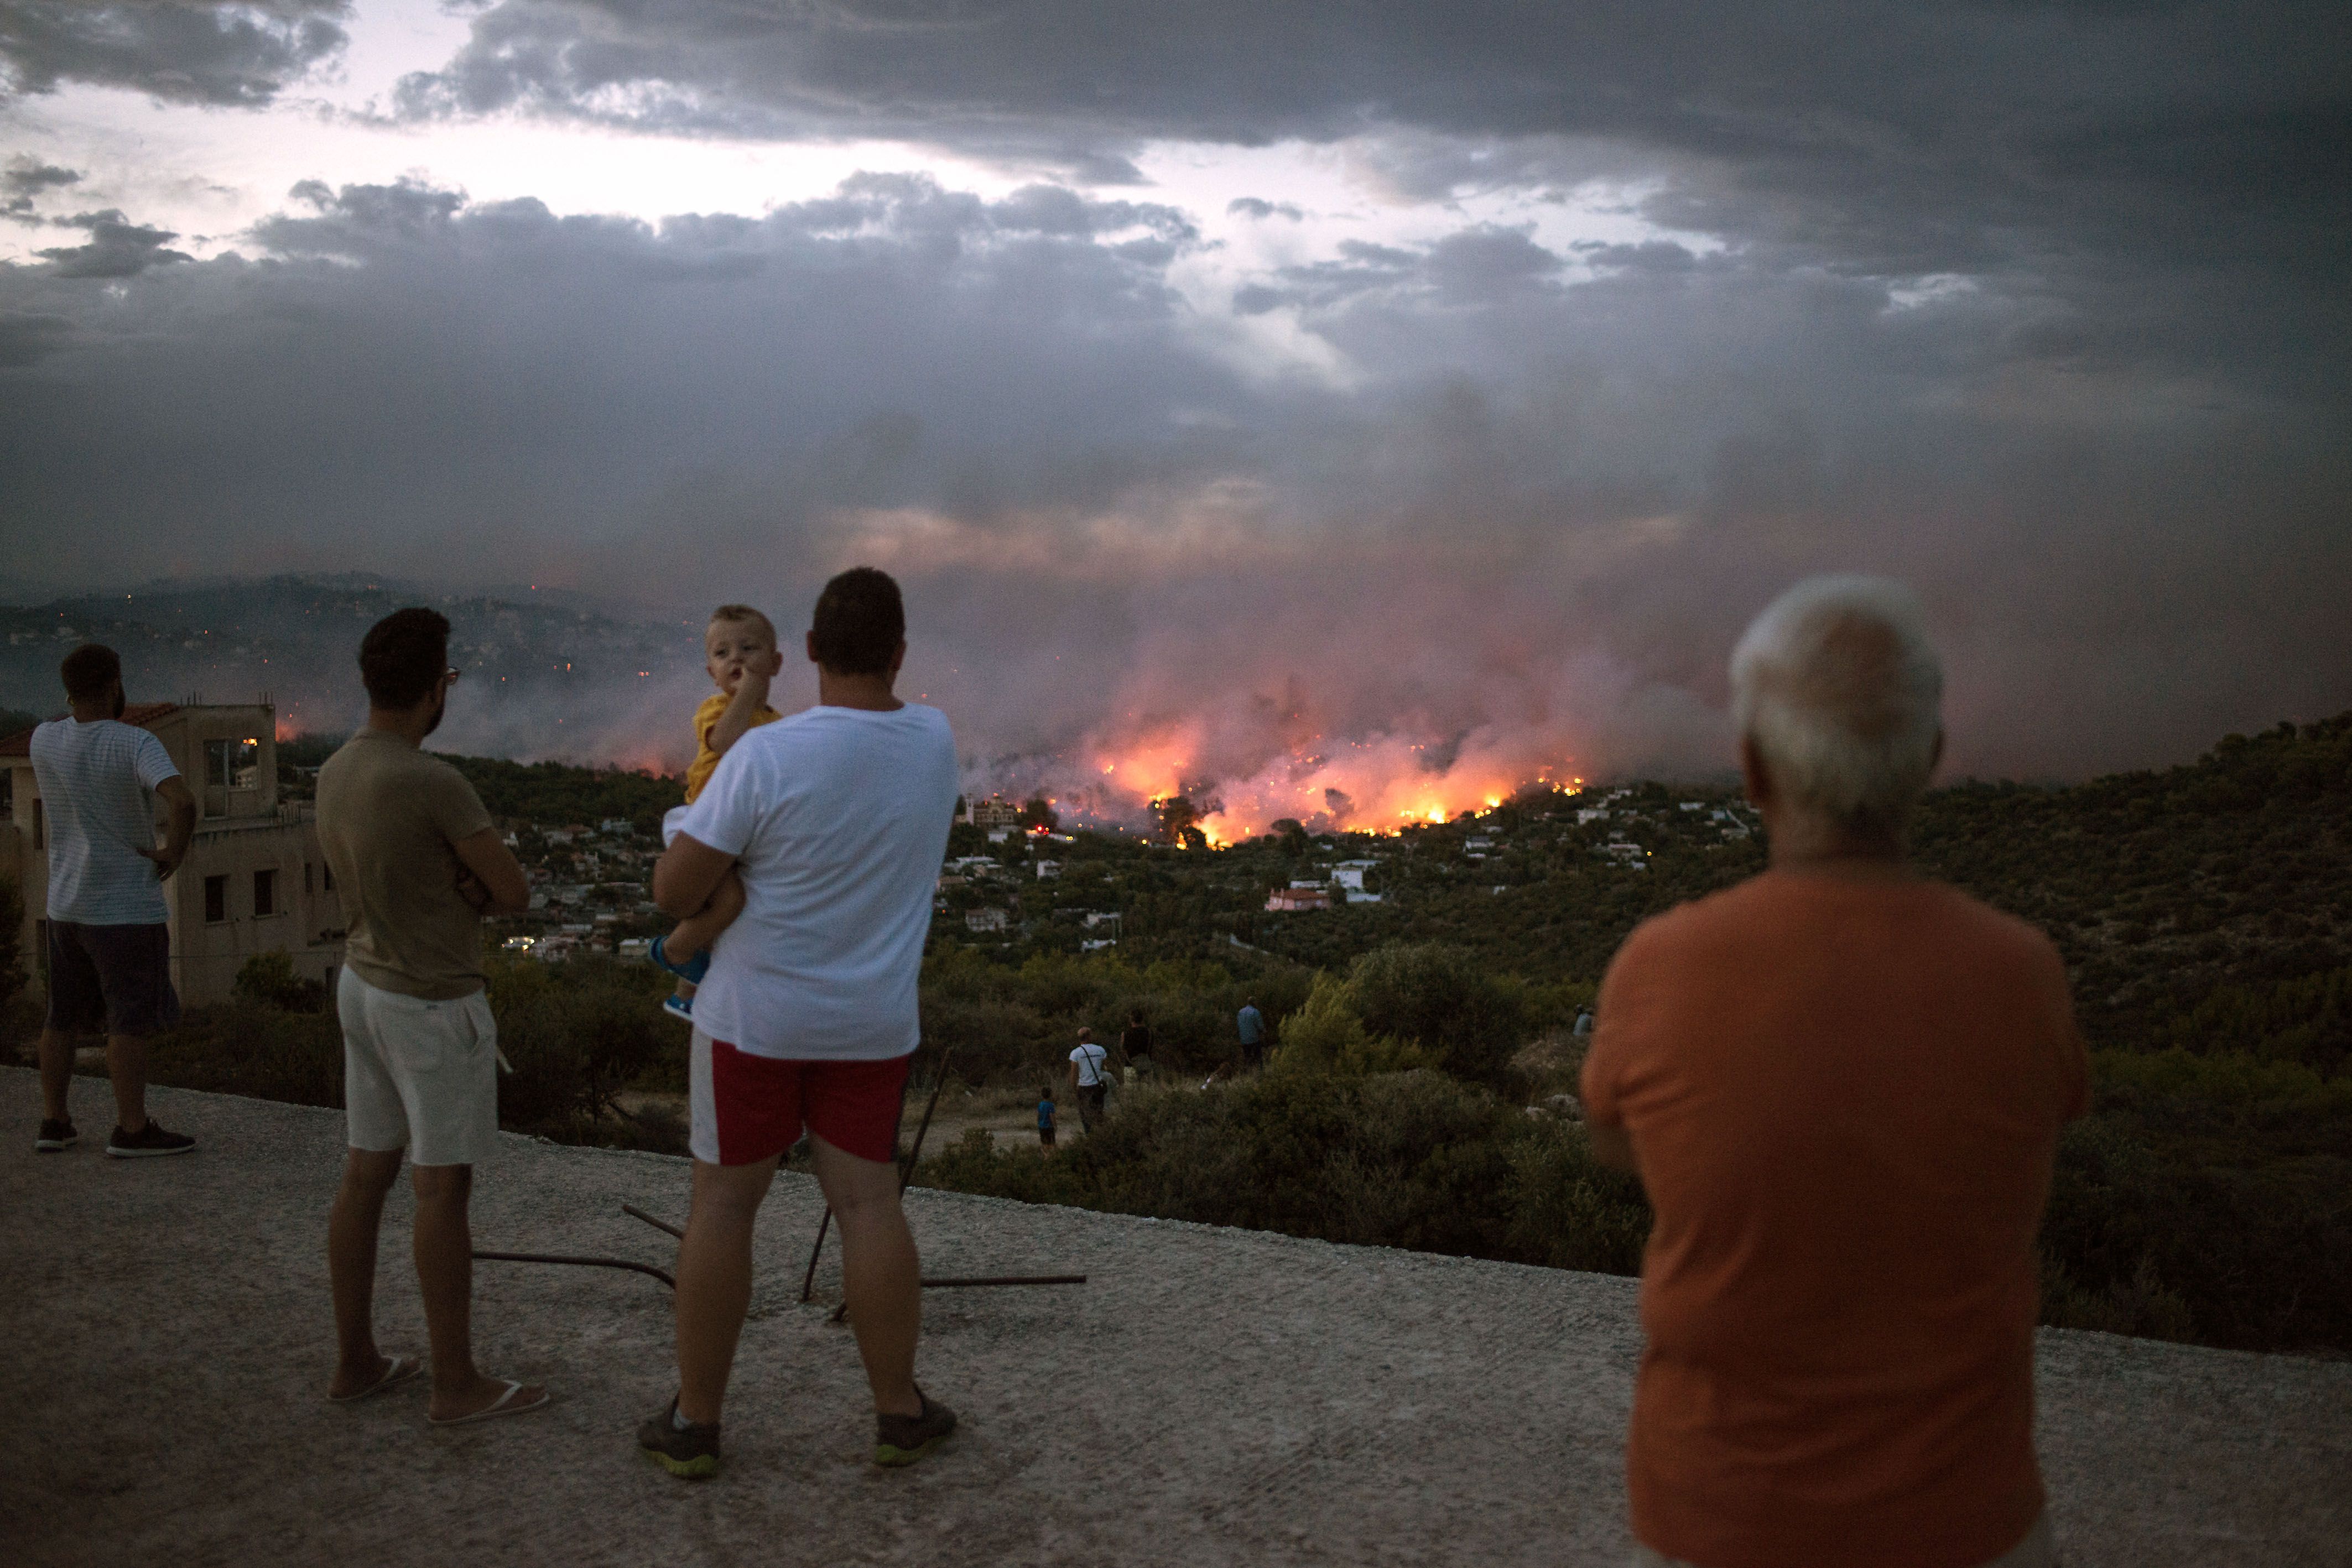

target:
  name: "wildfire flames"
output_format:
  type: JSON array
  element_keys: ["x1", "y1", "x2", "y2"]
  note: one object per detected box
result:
[{"x1": 1072, "y1": 722, "x2": 1585, "y2": 843}]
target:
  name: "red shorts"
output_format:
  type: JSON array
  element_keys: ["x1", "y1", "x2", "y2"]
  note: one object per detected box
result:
[{"x1": 689, "y1": 1033, "x2": 911, "y2": 1166}]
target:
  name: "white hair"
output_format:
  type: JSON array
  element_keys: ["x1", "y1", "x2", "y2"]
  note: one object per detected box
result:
[{"x1": 1730, "y1": 576, "x2": 1944, "y2": 830}]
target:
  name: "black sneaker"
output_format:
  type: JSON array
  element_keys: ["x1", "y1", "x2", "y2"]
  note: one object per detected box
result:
[
  {"x1": 105, "y1": 1119, "x2": 196, "y2": 1158},
  {"x1": 637, "y1": 1397, "x2": 722, "y2": 1480},
  {"x1": 873, "y1": 1390, "x2": 957, "y2": 1468},
  {"x1": 35, "y1": 1118, "x2": 77, "y2": 1153}
]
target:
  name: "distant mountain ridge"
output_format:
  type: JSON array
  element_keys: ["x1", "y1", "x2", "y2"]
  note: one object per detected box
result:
[{"x1": 0, "y1": 573, "x2": 705, "y2": 767}]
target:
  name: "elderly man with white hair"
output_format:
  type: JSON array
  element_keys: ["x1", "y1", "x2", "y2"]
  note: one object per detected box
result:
[{"x1": 1581, "y1": 577, "x2": 2088, "y2": 1568}]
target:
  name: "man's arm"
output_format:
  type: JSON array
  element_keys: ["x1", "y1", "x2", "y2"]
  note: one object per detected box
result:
[
  {"x1": 704, "y1": 650, "x2": 784, "y2": 759},
  {"x1": 452, "y1": 828, "x2": 531, "y2": 915},
  {"x1": 136, "y1": 776, "x2": 197, "y2": 880},
  {"x1": 654, "y1": 832, "x2": 737, "y2": 919}
]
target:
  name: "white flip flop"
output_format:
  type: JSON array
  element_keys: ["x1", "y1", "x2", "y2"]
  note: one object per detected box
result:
[
  {"x1": 429, "y1": 1378, "x2": 552, "y2": 1428},
  {"x1": 329, "y1": 1354, "x2": 423, "y2": 1404}
]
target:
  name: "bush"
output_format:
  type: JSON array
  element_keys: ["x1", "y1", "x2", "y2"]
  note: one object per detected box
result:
[
  {"x1": 1344, "y1": 943, "x2": 1528, "y2": 1093},
  {"x1": 232, "y1": 950, "x2": 326, "y2": 1013},
  {"x1": 143, "y1": 1002, "x2": 343, "y2": 1108},
  {"x1": 0, "y1": 872, "x2": 25, "y2": 1022},
  {"x1": 1268, "y1": 971, "x2": 1431, "y2": 1076},
  {"x1": 919, "y1": 1067, "x2": 1653, "y2": 1270}
]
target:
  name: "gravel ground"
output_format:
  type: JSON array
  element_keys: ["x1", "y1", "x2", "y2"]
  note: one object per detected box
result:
[{"x1": 3, "y1": 1069, "x2": 2348, "y2": 1567}]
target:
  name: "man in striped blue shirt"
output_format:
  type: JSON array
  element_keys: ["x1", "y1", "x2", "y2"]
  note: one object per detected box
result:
[{"x1": 31, "y1": 644, "x2": 198, "y2": 1158}]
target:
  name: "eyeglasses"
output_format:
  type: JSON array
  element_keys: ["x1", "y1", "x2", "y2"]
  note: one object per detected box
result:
[{"x1": 444, "y1": 666, "x2": 462, "y2": 684}]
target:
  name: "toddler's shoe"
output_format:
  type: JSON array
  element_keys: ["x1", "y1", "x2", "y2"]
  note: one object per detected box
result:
[
  {"x1": 649, "y1": 934, "x2": 711, "y2": 985},
  {"x1": 662, "y1": 994, "x2": 694, "y2": 1023}
]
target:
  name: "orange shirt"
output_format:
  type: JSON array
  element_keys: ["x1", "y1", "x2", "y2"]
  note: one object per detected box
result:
[
  {"x1": 683, "y1": 690, "x2": 783, "y2": 804},
  {"x1": 1581, "y1": 871, "x2": 2088, "y2": 1568}
]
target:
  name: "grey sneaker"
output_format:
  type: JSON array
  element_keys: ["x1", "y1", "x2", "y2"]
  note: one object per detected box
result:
[
  {"x1": 35, "y1": 1118, "x2": 76, "y2": 1152},
  {"x1": 873, "y1": 1390, "x2": 957, "y2": 1468},
  {"x1": 106, "y1": 1119, "x2": 195, "y2": 1158},
  {"x1": 637, "y1": 1397, "x2": 722, "y2": 1480}
]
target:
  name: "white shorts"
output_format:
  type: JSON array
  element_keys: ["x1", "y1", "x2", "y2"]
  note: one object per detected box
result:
[{"x1": 338, "y1": 967, "x2": 500, "y2": 1168}]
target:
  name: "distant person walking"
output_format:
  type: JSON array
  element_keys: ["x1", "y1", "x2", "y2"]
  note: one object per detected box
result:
[
  {"x1": 1580, "y1": 577, "x2": 2086, "y2": 1568},
  {"x1": 316, "y1": 608, "x2": 549, "y2": 1426},
  {"x1": 29, "y1": 643, "x2": 197, "y2": 1158},
  {"x1": 1036, "y1": 1086, "x2": 1057, "y2": 1149},
  {"x1": 1068, "y1": 1028, "x2": 1110, "y2": 1131},
  {"x1": 1119, "y1": 1008, "x2": 1152, "y2": 1080},
  {"x1": 639, "y1": 566, "x2": 960, "y2": 1480},
  {"x1": 1236, "y1": 998, "x2": 1266, "y2": 1071}
]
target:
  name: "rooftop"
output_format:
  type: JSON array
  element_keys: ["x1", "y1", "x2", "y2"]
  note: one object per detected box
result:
[
  {"x1": 4, "y1": 1067, "x2": 2347, "y2": 1566},
  {"x1": 0, "y1": 702, "x2": 181, "y2": 758}
]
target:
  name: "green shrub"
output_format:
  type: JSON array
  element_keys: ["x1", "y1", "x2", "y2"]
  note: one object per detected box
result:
[
  {"x1": 919, "y1": 1068, "x2": 1653, "y2": 1270},
  {"x1": 143, "y1": 1002, "x2": 343, "y2": 1108},
  {"x1": 232, "y1": 950, "x2": 326, "y2": 1012},
  {"x1": 1268, "y1": 971, "x2": 1432, "y2": 1076},
  {"x1": 1344, "y1": 943, "x2": 1527, "y2": 1092}
]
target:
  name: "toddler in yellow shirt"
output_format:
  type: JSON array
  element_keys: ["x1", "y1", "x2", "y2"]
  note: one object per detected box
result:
[{"x1": 652, "y1": 604, "x2": 784, "y2": 1022}]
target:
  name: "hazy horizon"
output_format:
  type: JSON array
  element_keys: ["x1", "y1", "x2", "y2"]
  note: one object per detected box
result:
[{"x1": 4, "y1": 3, "x2": 2347, "y2": 834}]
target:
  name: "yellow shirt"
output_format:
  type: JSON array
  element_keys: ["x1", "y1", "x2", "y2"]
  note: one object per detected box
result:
[{"x1": 684, "y1": 690, "x2": 784, "y2": 803}]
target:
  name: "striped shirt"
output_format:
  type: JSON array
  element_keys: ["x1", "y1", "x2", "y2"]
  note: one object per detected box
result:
[{"x1": 29, "y1": 718, "x2": 180, "y2": 926}]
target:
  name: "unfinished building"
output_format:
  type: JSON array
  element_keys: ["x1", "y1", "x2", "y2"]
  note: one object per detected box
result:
[{"x1": 1, "y1": 703, "x2": 346, "y2": 1009}]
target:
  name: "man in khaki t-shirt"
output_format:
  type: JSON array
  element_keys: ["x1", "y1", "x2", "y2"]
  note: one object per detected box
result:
[
  {"x1": 313, "y1": 608, "x2": 550, "y2": 1428},
  {"x1": 319, "y1": 727, "x2": 496, "y2": 1001}
]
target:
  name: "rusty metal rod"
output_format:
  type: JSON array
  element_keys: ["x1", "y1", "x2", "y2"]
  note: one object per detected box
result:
[
  {"x1": 473, "y1": 1249, "x2": 675, "y2": 1290},
  {"x1": 622, "y1": 1202, "x2": 684, "y2": 1239}
]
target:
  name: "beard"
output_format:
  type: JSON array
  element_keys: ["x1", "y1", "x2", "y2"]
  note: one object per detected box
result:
[
  {"x1": 422, "y1": 689, "x2": 447, "y2": 738},
  {"x1": 111, "y1": 686, "x2": 126, "y2": 720}
]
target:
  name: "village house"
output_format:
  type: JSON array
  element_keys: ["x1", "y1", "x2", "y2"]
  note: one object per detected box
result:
[
  {"x1": 2, "y1": 702, "x2": 346, "y2": 1006},
  {"x1": 965, "y1": 796, "x2": 1021, "y2": 830},
  {"x1": 1265, "y1": 886, "x2": 1331, "y2": 913}
]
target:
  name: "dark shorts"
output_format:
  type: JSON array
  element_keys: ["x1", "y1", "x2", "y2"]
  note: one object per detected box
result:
[
  {"x1": 45, "y1": 921, "x2": 181, "y2": 1038},
  {"x1": 1082, "y1": 1083, "x2": 1108, "y2": 1112},
  {"x1": 689, "y1": 1032, "x2": 913, "y2": 1166}
]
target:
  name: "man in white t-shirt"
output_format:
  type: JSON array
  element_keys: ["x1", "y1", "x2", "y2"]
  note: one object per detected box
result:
[
  {"x1": 1068, "y1": 1029, "x2": 1110, "y2": 1131},
  {"x1": 638, "y1": 567, "x2": 961, "y2": 1482},
  {"x1": 30, "y1": 644, "x2": 199, "y2": 1158}
]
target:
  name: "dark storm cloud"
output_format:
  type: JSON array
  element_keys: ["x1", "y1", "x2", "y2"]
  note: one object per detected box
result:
[
  {"x1": 3, "y1": 155, "x2": 80, "y2": 218},
  {"x1": 34, "y1": 210, "x2": 194, "y2": 277},
  {"x1": 2, "y1": 164, "x2": 2346, "y2": 785},
  {"x1": 0, "y1": 1, "x2": 351, "y2": 106}
]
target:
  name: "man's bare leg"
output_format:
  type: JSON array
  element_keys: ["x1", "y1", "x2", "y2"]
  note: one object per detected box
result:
[
  {"x1": 37, "y1": 1027, "x2": 77, "y2": 1124},
  {"x1": 412, "y1": 1162, "x2": 543, "y2": 1420},
  {"x1": 673, "y1": 1154, "x2": 777, "y2": 1425},
  {"x1": 327, "y1": 1147, "x2": 405, "y2": 1397},
  {"x1": 811, "y1": 1134, "x2": 924, "y2": 1418},
  {"x1": 105, "y1": 1031, "x2": 149, "y2": 1134}
]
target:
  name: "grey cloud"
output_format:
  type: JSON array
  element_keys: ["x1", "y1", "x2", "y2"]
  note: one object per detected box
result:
[
  {"x1": 1575, "y1": 239, "x2": 1701, "y2": 273},
  {"x1": 1, "y1": 170, "x2": 2345, "y2": 785},
  {"x1": 0, "y1": 308, "x2": 74, "y2": 364},
  {"x1": 1227, "y1": 197, "x2": 1302, "y2": 221},
  {"x1": 3, "y1": 157, "x2": 81, "y2": 217},
  {"x1": 34, "y1": 210, "x2": 194, "y2": 278},
  {"x1": 0, "y1": 1, "x2": 349, "y2": 106}
]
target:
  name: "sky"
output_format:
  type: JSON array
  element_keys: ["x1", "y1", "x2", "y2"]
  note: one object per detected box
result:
[{"x1": 2, "y1": 1, "x2": 2348, "y2": 827}]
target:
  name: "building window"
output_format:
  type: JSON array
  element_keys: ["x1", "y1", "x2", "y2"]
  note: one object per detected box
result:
[
  {"x1": 253, "y1": 868, "x2": 277, "y2": 918},
  {"x1": 32, "y1": 797, "x2": 43, "y2": 850},
  {"x1": 0, "y1": 768, "x2": 11, "y2": 818},
  {"x1": 205, "y1": 875, "x2": 228, "y2": 924},
  {"x1": 205, "y1": 737, "x2": 260, "y2": 790},
  {"x1": 322, "y1": 862, "x2": 334, "y2": 892},
  {"x1": 304, "y1": 862, "x2": 313, "y2": 895}
]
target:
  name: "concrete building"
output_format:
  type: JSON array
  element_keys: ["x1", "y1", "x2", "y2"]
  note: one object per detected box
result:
[
  {"x1": 966, "y1": 796, "x2": 1021, "y2": 830},
  {"x1": 2, "y1": 703, "x2": 346, "y2": 1008}
]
